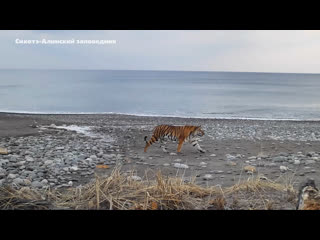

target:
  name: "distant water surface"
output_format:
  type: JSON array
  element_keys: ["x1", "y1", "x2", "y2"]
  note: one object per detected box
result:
[{"x1": 1, "y1": 69, "x2": 320, "y2": 120}]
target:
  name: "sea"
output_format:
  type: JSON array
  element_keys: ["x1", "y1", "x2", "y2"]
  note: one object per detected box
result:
[{"x1": 1, "y1": 69, "x2": 320, "y2": 121}]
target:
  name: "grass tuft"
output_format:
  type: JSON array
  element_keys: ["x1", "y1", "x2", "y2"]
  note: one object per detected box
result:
[{"x1": 0, "y1": 167, "x2": 298, "y2": 210}]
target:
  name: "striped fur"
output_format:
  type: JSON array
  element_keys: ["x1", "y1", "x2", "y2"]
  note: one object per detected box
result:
[{"x1": 144, "y1": 125, "x2": 205, "y2": 153}]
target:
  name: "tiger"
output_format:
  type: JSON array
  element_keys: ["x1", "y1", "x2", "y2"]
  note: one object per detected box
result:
[{"x1": 144, "y1": 125, "x2": 206, "y2": 153}]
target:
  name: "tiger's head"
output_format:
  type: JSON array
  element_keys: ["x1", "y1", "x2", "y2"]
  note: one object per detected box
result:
[{"x1": 194, "y1": 126, "x2": 205, "y2": 137}]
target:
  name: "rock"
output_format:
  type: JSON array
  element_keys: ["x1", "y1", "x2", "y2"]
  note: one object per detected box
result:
[
  {"x1": 247, "y1": 156, "x2": 256, "y2": 160},
  {"x1": 91, "y1": 146, "x2": 98, "y2": 151},
  {"x1": 127, "y1": 176, "x2": 142, "y2": 181},
  {"x1": 55, "y1": 147, "x2": 65, "y2": 150},
  {"x1": 0, "y1": 168, "x2": 6, "y2": 178},
  {"x1": 0, "y1": 147, "x2": 8, "y2": 155},
  {"x1": 163, "y1": 163, "x2": 170, "y2": 167},
  {"x1": 210, "y1": 154, "x2": 217, "y2": 157},
  {"x1": 48, "y1": 178, "x2": 58, "y2": 183},
  {"x1": 41, "y1": 179, "x2": 48, "y2": 185},
  {"x1": 0, "y1": 179, "x2": 4, "y2": 186},
  {"x1": 31, "y1": 181, "x2": 43, "y2": 188},
  {"x1": 24, "y1": 150, "x2": 33, "y2": 155},
  {"x1": 174, "y1": 159, "x2": 182, "y2": 162},
  {"x1": 49, "y1": 124, "x2": 57, "y2": 128},
  {"x1": 211, "y1": 170, "x2": 224, "y2": 174},
  {"x1": 26, "y1": 165, "x2": 36, "y2": 171},
  {"x1": 279, "y1": 152, "x2": 288, "y2": 157},
  {"x1": 169, "y1": 153, "x2": 177, "y2": 156},
  {"x1": 17, "y1": 161, "x2": 26, "y2": 166},
  {"x1": 12, "y1": 178, "x2": 24, "y2": 185},
  {"x1": 90, "y1": 155, "x2": 98, "y2": 161},
  {"x1": 69, "y1": 166, "x2": 79, "y2": 171},
  {"x1": 244, "y1": 165, "x2": 256, "y2": 173},
  {"x1": 11, "y1": 155, "x2": 20, "y2": 161},
  {"x1": 25, "y1": 156, "x2": 34, "y2": 162},
  {"x1": 306, "y1": 152, "x2": 313, "y2": 157},
  {"x1": 226, "y1": 154, "x2": 236, "y2": 161},
  {"x1": 173, "y1": 163, "x2": 189, "y2": 169},
  {"x1": 0, "y1": 159, "x2": 9, "y2": 166},
  {"x1": 268, "y1": 163, "x2": 277, "y2": 167},
  {"x1": 199, "y1": 162, "x2": 207, "y2": 166},
  {"x1": 280, "y1": 166, "x2": 288, "y2": 172},
  {"x1": 294, "y1": 160, "x2": 301, "y2": 165},
  {"x1": 68, "y1": 181, "x2": 73, "y2": 186},
  {"x1": 305, "y1": 160, "x2": 316, "y2": 165},
  {"x1": 7, "y1": 173, "x2": 17, "y2": 179},
  {"x1": 54, "y1": 158, "x2": 63, "y2": 165},
  {"x1": 30, "y1": 123, "x2": 38, "y2": 128},
  {"x1": 203, "y1": 174, "x2": 214, "y2": 180},
  {"x1": 44, "y1": 160, "x2": 54, "y2": 165},
  {"x1": 273, "y1": 156, "x2": 287, "y2": 162},
  {"x1": 104, "y1": 154, "x2": 116, "y2": 159},
  {"x1": 257, "y1": 153, "x2": 268, "y2": 158}
]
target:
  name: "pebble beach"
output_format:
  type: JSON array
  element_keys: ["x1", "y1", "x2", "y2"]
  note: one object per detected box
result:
[{"x1": 1, "y1": 112, "x2": 320, "y2": 197}]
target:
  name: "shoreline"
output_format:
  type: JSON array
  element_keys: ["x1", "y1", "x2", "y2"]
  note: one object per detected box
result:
[{"x1": 1, "y1": 111, "x2": 320, "y2": 123}]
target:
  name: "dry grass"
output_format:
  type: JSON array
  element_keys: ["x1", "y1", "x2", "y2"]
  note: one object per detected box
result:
[
  {"x1": 224, "y1": 174, "x2": 297, "y2": 209},
  {"x1": 0, "y1": 167, "x2": 298, "y2": 210},
  {"x1": 0, "y1": 186, "x2": 53, "y2": 210},
  {"x1": 54, "y1": 167, "x2": 221, "y2": 210}
]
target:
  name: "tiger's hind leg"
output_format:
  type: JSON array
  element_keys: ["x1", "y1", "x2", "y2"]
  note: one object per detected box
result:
[
  {"x1": 144, "y1": 135, "x2": 158, "y2": 152},
  {"x1": 190, "y1": 139, "x2": 206, "y2": 153},
  {"x1": 144, "y1": 142, "x2": 150, "y2": 152},
  {"x1": 159, "y1": 138, "x2": 168, "y2": 153}
]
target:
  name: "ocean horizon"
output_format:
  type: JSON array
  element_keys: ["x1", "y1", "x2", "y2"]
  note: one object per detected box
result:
[{"x1": 1, "y1": 69, "x2": 320, "y2": 121}]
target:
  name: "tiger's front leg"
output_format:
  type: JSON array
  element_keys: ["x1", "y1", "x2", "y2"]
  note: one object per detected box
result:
[
  {"x1": 177, "y1": 138, "x2": 184, "y2": 153},
  {"x1": 160, "y1": 138, "x2": 168, "y2": 153},
  {"x1": 190, "y1": 138, "x2": 206, "y2": 153}
]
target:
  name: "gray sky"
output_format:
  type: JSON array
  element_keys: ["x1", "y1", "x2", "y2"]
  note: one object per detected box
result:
[{"x1": 1, "y1": 30, "x2": 320, "y2": 73}]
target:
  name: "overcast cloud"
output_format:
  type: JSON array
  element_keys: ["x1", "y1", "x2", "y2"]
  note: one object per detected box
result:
[{"x1": 0, "y1": 30, "x2": 320, "y2": 73}]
